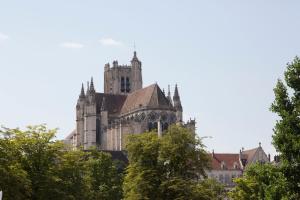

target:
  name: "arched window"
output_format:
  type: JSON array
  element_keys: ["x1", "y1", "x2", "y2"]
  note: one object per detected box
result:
[
  {"x1": 126, "y1": 77, "x2": 130, "y2": 93},
  {"x1": 121, "y1": 77, "x2": 125, "y2": 92}
]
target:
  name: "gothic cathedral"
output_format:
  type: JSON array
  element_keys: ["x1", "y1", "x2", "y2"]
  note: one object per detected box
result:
[{"x1": 65, "y1": 52, "x2": 195, "y2": 150}]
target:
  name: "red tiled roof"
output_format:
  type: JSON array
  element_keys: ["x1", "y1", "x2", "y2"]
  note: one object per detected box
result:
[{"x1": 210, "y1": 153, "x2": 242, "y2": 170}]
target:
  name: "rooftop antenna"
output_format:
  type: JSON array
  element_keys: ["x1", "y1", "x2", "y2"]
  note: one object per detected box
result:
[{"x1": 133, "y1": 41, "x2": 136, "y2": 51}]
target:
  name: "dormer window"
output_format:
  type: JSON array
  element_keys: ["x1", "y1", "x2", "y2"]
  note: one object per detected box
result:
[
  {"x1": 233, "y1": 162, "x2": 239, "y2": 169},
  {"x1": 221, "y1": 161, "x2": 226, "y2": 169}
]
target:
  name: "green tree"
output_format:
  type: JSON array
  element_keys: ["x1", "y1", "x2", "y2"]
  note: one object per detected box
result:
[
  {"x1": 0, "y1": 125, "x2": 123, "y2": 200},
  {"x1": 123, "y1": 125, "x2": 219, "y2": 200},
  {"x1": 229, "y1": 164, "x2": 289, "y2": 200},
  {"x1": 0, "y1": 125, "x2": 69, "y2": 200},
  {"x1": 123, "y1": 131, "x2": 161, "y2": 200},
  {"x1": 192, "y1": 179, "x2": 226, "y2": 200},
  {"x1": 54, "y1": 149, "x2": 90, "y2": 200},
  {"x1": 270, "y1": 56, "x2": 300, "y2": 198},
  {"x1": 87, "y1": 150, "x2": 123, "y2": 200},
  {"x1": 0, "y1": 129, "x2": 32, "y2": 200}
]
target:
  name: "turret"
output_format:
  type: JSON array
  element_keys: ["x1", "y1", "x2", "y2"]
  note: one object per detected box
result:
[
  {"x1": 131, "y1": 51, "x2": 143, "y2": 91},
  {"x1": 87, "y1": 77, "x2": 96, "y2": 104},
  {"x1": 89, "y1": 77, "x2": 96, "y2": 94},
  {"x1": 173, "y1": 84, "x2": 183, "y2": 122},
  {"x1": 84, "y1": 77, "x2": 97, "y2": 150},
  {"x1": 76, "y1": 83, "x2": 86, "y2": 147},
  {"x1": 76, "y1": 83, "x2": 85, "y2": 112}
]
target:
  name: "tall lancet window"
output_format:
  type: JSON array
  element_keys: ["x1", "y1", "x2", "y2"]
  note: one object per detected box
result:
[
  {"x1": 121, "y1": 77, "x2": 125, "y2": 92},
  {"x1": 126, "y1": 77, "x2": 130, "y2": 93},
  {"x1": 96, "y1": 119, "x2": 101, "y2": 145}
]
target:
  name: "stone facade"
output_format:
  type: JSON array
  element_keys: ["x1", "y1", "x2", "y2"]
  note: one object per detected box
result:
[{"x1": 65, "y1": 52, "x2": 195, "y2": 150}]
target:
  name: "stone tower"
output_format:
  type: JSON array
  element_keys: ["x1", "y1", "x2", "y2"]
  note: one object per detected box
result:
[
  {"x1": 104, "y1": 51, "x2": 142, "y2": 94},
  {"x1": 83, "y1": 78, "x2": 98, "y2": 149}
]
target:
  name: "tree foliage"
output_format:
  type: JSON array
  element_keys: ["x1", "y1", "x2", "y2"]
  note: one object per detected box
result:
[
  {"x1": 270, "y1": 56, "x2": 300, "y2": 198},
  {"x1": 229, "y1": 56, "x2": 300, "y2": 200},
  {"x1": 229, "y1": 164, "x2": 290, "y2": 200},
  {"x1": 123, "y1": 125, "x2": 225, "y2": 200},
  {"x1": 0, "y1": 125, "x2": 123, "y2": 200}
]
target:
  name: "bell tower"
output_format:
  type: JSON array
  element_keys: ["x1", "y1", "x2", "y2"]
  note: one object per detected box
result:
[{"x1": 104, "y1": 51, "x2": 143, "y2": 94}]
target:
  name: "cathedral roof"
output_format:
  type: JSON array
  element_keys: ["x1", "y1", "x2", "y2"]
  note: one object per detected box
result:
[
  {"x1": 95, "y1": 93, "x2": 127, "y2": 114},
  {"x1": 120, "y1": 84, "x2": 174, "y2": 115}
]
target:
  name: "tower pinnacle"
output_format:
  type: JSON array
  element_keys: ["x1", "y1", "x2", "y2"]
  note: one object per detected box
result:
[
  {"x1": 131, "y1": 51, "x2": 140, "y2": 62},
  {"x1": 79, "y1": 83, "x2": 85, "y2": 98},
  {"x1": 90, "y1": 77, "x2": 95, "y2": 93},
  {"x1": 173, "y1": 84, "x2": 182, "y2": 111}
]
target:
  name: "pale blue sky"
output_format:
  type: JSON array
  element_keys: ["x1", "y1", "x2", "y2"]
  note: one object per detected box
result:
[{"x1": 1, "y1": 1, "x2": 300, "y2": 156}]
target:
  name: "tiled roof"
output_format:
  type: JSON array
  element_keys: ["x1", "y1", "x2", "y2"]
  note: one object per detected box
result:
[
  {"x1": 120, "y1": 84, "x2": 173, "y2": 115},
  {"x1": 210, "y1": 153, "x2": 242, "y2": 170},
  {"x1": 95, "y1": 93, "x2": 127, "y2": 114},
  {"x1": 242, "y1": 147, "x2": 258, "y2": 163}
]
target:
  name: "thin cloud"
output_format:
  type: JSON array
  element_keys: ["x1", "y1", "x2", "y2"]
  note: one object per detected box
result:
[
  {"x1": 0, "y1": 32, "x2": 9, "y2": 41},
  {"x1": 60, "y1": 42, "x2": 84, "y2": 49},
  {"x1": 99, "y1": 38, "x2": 122, "y2": 46}
]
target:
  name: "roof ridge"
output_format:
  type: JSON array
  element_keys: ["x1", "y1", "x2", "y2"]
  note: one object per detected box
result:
[
  {"x1": 148, "y1": 84, "x2": 158, "y2": 107},
  {"x1": 129, "y1": 83, "x2": 156, "y2": 95}
]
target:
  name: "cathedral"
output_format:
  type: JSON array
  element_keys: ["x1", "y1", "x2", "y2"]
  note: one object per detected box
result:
[{"x1": 65, "y1": 52, "x2": 195, "y2": 150}]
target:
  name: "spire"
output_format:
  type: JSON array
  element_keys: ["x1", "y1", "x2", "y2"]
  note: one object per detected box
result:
[
  {"x1": 90, "y1": 77, "x2": 95, "y2": 94},
  {"x1": 79, "y1": 83, "x2": 85, "y2": 98},
  {"x1": 174, "y1": 84, "x2": 179, "y2": 97},
  {"x1": 173, "y1": 84, "x2": 182, "y2": 111},
  {"x1": 101, "y1": 97, "x2": 107, "y2": 111},
  {"x1": 167, "y1": 85, "x2": 173, "y2": 105}
]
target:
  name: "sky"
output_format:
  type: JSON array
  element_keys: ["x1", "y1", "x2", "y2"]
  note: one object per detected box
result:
[{"x1": 1, "y1": 0, "x2": 300, "y2": 157}]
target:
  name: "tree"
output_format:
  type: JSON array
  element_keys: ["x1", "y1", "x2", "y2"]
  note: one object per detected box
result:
[
  {"x1": 54, "y1": 149, "x2": 90, "y2": 200},
  {"x1": 0, "y1": 125, "x2": 123, "y2": 200},
  {"x1": 87, "y1": 150, "x2": 123, "y2": 200},
  {"x1": 123, "y1": 131, "x2": 161, "y2": 200},
  {"x1": 0, "y1": 129, "x2": 32, "y2": 200},
  {"x1": 270, "y1": 56, "x2": 300, "y2": 198},
  {"x1": 0, "y1": 125, "x2": 62, "y2": 200},
  {"x1": 229, "y1": 164, "x2": 289, "y2": 200},
  {"x1": 123, "y1": 125, "x2": 219, "y2": 200},
  {"x1": 192, "y1": 179, "x2": 226, "y2": 200}
]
